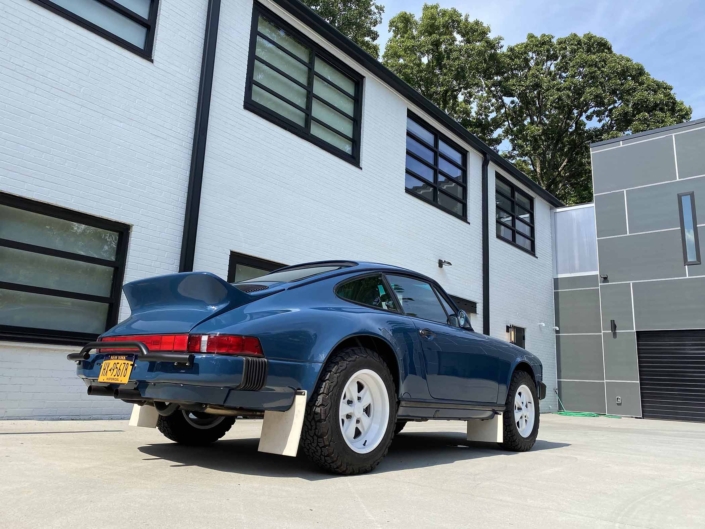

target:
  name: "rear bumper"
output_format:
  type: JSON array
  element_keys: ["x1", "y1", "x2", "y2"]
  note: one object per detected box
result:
[{"x1": 74, "y1": 352, "x2": 315, "y2": 412}]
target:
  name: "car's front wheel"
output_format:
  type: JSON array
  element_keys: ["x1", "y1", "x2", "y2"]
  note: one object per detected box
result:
[
  {"x1": 501, "y1": 370, "x2": 539, "y2": 452},
  {"x1": 157, "y1": 409, "x2": 235, "y2": 445},
  {"x1": 301, "y1": 345, "x2": 396, "y2": 474}
]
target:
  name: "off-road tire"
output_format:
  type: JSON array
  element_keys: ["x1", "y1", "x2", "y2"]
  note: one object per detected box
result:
[
  {"x1": 301, "y1": 345, "x2": 396, "y2": 475},
  {"x1": 394, "y1": 421, "x2": 407, "y2": 436},
  {"x1": 157, "y1": 410, "x2": 235, "y2": 445},
  {"x1": 501, "y1": 371, "x2": 539, "y2": 452}
]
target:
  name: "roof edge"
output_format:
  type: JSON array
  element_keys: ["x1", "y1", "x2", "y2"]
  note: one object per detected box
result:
[
  {"x1": 590, "y1": 117, "x2": 705, "y2": 149},
  {"x1": 271, "y1": 0, "x2": 564, "y2": 208}
]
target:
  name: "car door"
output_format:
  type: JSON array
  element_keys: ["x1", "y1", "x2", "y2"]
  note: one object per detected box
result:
[{"x1": 385, "y1": 274, "x2": 499, "y2": 404}]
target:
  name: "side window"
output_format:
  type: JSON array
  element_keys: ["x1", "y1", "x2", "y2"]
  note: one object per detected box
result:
[
  {"x1": 386, "y1": 275, "x2": 448, "y2": 324},
  {"x1": 336, "y1": 275, "x2": 398, "y2": 312}
]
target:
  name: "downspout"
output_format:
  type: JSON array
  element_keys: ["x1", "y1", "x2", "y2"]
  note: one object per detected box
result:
[
  {"x1": 482, "y1": 153, "x2": 491, "y2": 335},
  {"x1": 179, "y1": 0, "x2": 222, "y2": 272}
]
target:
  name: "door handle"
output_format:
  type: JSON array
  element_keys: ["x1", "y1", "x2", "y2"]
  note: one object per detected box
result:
[{"x1": 419, "y1": 328, "x2": 435, "y2": 339}]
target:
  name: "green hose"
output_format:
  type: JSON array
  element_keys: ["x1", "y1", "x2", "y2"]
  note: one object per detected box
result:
[{"x1": 555, "y1": 393, "x2": 621, "y2": 418}]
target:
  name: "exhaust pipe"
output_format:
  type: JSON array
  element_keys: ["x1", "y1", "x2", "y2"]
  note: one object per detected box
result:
[
  {"x1": 87, "y1": 385, "x2": 113, "y2": 397},
  {"x1": 153, "y1": 402, "x2": 179, "y2": 416},
  {"x1": 114, "y1": 388, "x2": 142, "y2": 400}
]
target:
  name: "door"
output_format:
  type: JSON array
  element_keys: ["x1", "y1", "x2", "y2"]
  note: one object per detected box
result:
[
  {"x1": 637, "y1": 330, "x2": 705, "y2": 422},
  {"x1": 386, "y1": 274, "x2": 499, "y2": 404}
]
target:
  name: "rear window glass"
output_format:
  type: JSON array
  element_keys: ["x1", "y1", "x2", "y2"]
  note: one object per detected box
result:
[
  {"x1": 242, "y1": 265, "x2": 342, "y2": 283},
  {"x1": 336, "y1": 275, "x2": 398, "y2": 312}
]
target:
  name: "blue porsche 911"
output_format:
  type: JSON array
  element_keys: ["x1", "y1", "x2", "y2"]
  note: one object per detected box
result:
[{"x1": 69, "y1": 261, "x2": 546, "y2": 474}]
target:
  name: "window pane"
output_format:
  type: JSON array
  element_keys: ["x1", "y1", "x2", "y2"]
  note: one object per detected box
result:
[
  {"x1": 438, "y1": 174, "x2": 463, "y2": 199},
  {"x1": 246, "y1": 265, "x2": 343, "y2": 283},
  {"x1": 337, "y1": 276, "x2": 398, "y2": 312},
  {"x1": 0, "y1": 289, "x2": 108, "y2": 334},
  {"x1": 50, "y1": 0, "x2": 147, "y2": 48},
  {"x1": 516, "y1": 234, "x2": 533, "y2": 251},
  {"x1": 405, "y1": 174, "x2": 434, "y2": 200},
  {"x1": 497, "y1": 223, "x2": 512, "y2": 240},
  {"x1": 313, "y1": 77, "x2": 354, "y2": 116},
  {"x1": 387, "y1": 275, "x2": 448, "y2": 324},
  {"x1": 517, "y1": 205, "x2": 532, "y2": 225},
  {"x1": 438, "y1": 193, "x2": 463, "y2": 216},
  {"x1": 253, "y1": 61, "x2": 307, "y2": 109},
  {"x1": 496, "y1": 194, "x2": 513, "y2": 214},
  {"x1": 406, "y1": 136, "x2": 434, "y2": 164},
  {"x1": 681, "y1": 194, "x2": 699, "y2": 263},
  {"x1": 0, "y1": 246, "x2": 113, "y2": 297},
  {"x1": 251, "y1": 85, "x2": 305, "y2": 127},
  {"x1": 406, "y1": 118, "x2": 434, "y2": 146},
  {"x1": 115, "y1": 0, "x2": 151, "y2": 18},
  {"x1": 516, "y1": 219, "x2": 532, "y2": 237},
  {"x1": 439, "y1": 140, "x2": 463, "y2": 165},
  {"x1": 439, "y1": 157, "x2": 463, "y2": 180},
  {"x1": 497, "y1": 179, "x2": 512, "y2": 198},
  {"x1": 0, "y1": 205, "x2": 118, "y2": 260},
  {"x1": 312, "y1": 100, "x2": 353, "y2": 137},
  {"x1": 516, "y1": 191, "x2": 532, "y2": 211},
  {"x1": 311, "y1": 121, "x2": 353, "y2": 154},
  {"x1": 314, "y1": 58, "x2": 355, "y2": 95},
  {"x1": 497, "y1": 209, "x2": 512, "y2": 226},
  {"x1": 234, "y1": 264, "x2": 271, "y2": 283},
  {"x1": 255, "y1": 36, "x2": 309, "y2": 84},
  {"x1": 406, "y1": 155, "x2": 434, "y2": 181},
  {"x1": 258, "y1": 16, "x2": 310, "y2": 61}
]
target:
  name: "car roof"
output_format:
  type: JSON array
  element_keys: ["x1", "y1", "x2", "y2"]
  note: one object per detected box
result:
[{"x1": 266, "y1": 260, "x2": 435, "y2": 285}]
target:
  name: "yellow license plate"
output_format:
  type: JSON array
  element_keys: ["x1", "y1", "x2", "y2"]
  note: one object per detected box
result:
[{"x1": 98, "y1": 356, "x2": 134, "y2": 384}]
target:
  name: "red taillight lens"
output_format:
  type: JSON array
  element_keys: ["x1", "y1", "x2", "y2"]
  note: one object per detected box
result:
[{"x1": 102, "y1": 334, "x2": 189, "y2": 352}]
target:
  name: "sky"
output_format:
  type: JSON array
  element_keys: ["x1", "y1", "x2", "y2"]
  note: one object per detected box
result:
[{"x1": 376, "y1": 0, "x2": 705, "y2": 119}]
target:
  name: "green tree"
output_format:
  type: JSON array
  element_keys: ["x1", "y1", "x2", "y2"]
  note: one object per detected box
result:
[
  {"x1": 382, "y1": 4, "x2": 503, "y2": 147},
  {"x1": 301, "y1": 0, "x2": 385, "y2": 58},
  {"x1": 490, "y1": 33, "x2": 692, "y2": 203}
]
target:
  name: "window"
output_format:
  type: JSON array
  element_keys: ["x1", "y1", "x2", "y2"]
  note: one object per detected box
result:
[
  {"x1": 678, "y1": 192, "x2": 701, "y2": 265},
  {"x1": 405, "y1": 113, "x2": 468, "y2": 220},
  {"x1": 450, "y1": 295, "x2": 477, "y2": 315},
  {"x1": 31, "y1": 0, "x2": 159, "y2": 59},
  {"x1": 245, "y1": 6, "x2": 363, "y2": 165},
  {"x1": 507, "y1": 325, "x2": 526, "y2": 348},
  {"x1": 496, "y1": 175, "x2": 535, "y2": 255},
  {"x1": 0, "y1": 193, "x2": 129, "y2": 344},
  {"x1": 227, "y1": 252, "x2": 285, "y2": 283},
  {"x1": 336, "y1": 275, "x2": 398, "y2": 312},
  {"x1": 244, "y1": 264, "x2": 348, "y2": 284},
  {"x1": 386, "y1": 275, "x2": 449, "y2": 324}
]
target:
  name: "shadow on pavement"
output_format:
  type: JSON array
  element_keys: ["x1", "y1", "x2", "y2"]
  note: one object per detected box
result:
[{"x1": 137, "y1": 430, "x2": 569, "y2": 480}]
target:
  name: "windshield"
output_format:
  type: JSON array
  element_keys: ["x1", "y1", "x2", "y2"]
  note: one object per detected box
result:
[{"x1": 242, "y1": 265, "x2": 342, "y2": 283}]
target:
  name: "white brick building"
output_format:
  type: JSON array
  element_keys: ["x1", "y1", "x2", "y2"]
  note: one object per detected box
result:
[{"x1": 0, "y1": 0, "x2": 562, "y2": 419}]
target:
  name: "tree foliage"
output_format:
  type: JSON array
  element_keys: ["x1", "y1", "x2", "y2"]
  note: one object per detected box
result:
[
  {"x1": 382, "y1": 5, "x2": 692, "y2": 204},
  {"x1": 382, "y1": 4, "x2": 503, "y2": 147},
  {"x1": 301, "y1": 0, "x2": 385, "y2": 58}
]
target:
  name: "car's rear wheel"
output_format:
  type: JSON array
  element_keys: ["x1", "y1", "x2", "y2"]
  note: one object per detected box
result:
[
  {"x1": 301, "y1": 345, "x2": 396, "y2": 474},
  {"x1": 157, "y1": 409, "x2": 235, "y2": 445},
  {"x1": 501, "y1": 371, "x2": 539, "y2": 452},
  {"x1": 394, "y1": 420, "x2": 407, "y2": 435}
]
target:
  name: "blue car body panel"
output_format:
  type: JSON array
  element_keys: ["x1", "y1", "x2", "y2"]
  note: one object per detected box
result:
[{"x1": 75, "y1": 262, "x2": 543, "y2": 415}]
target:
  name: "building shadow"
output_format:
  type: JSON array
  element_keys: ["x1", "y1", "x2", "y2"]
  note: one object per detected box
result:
[{"x1": 137, "y1": 430, "x2": 569, "y2": 481}]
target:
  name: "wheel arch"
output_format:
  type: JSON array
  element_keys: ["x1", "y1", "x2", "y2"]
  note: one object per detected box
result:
[{"x1": 511, "y1": 361, "x2": 537, "y2": 388}]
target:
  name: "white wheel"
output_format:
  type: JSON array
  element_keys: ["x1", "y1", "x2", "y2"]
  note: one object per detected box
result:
[
  {"x1": 514, "y1": 384, "x2": 535, "y2": 438},
  {"x1": 338, "y1": 369, "x2": 390, "y2": 454}
]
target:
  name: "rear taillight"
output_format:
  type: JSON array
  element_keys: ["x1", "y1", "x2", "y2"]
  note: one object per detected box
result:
[{"x1": 101, "y1": 334, "x2": 263, "y2": 357}]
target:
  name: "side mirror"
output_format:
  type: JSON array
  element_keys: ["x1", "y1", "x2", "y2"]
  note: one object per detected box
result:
[
  {"x1": 457, "y1": 310, "x2": 473, "y2": 330},
  {"x1": 447, "y1": 314, "x2": 459, "y2": 327}
]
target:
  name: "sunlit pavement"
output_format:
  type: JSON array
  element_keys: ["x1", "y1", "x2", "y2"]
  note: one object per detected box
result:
[{"x1": 2, "y1": 413, "x2": 705, "y2": 528}]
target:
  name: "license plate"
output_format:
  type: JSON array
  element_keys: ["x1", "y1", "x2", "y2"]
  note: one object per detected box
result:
[{"x1": 98, "y1": 355, "x2": 134, "y2": 384}]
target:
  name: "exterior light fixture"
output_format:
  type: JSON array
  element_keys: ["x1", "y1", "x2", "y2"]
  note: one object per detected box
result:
[{"x1": 438, "y1": 259, "x2": 452, "y2": 268}]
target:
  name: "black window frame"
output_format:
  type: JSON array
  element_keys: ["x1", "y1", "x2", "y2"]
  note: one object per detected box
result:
[
  {"x1": 678, "y1": 191, "x2": 701, "y2": 266},
  {"x1": 30, "y1": 0, "x2": 160, "y2": 60},
  {"x1": 227, "y1": 251, "x2": 286, "y2": 283},
  {"x1": 335, "y1": 273, "x2": 400, "y2": 313},
  {"x1": 0, "y1": 193, "x2": 130, "y2": 345},
  {"x1": 495, "y1": 174, "x2": 536, "y2": 256},
  {"x1": 244, "y1": 3, "x2": 364, "y2": 166},
  {"x1": 405, "y1": 111, "x2": 468, "y2": 221},
  {"x1": 507, "y1": 324, "x2": 526, "y2": 349}
]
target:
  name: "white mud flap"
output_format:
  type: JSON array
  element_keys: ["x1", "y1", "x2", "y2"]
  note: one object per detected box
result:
[
  {"x1": 258, "y1": 390, "x2": 306, "y2": 457},
  {"x1": 466, "y1": 412, "x2": 503, "y2": 443},
  {"x1": 128, "y1": 404, "x2": 159, "y2": 428}
]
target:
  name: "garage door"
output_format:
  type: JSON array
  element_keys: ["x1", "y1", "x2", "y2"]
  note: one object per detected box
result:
[{"x1": 637, "y1": 331, "x2": 705, "y2": 422}]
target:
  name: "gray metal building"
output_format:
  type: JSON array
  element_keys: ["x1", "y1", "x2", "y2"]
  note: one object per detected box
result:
[{"x1": 555, "y1": 118, "x2": 705, "y2": 421}]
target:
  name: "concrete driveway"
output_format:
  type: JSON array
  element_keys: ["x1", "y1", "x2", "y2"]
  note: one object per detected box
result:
[{"x1": 1, "y1": 414, "x2": 704, "y2": 528}]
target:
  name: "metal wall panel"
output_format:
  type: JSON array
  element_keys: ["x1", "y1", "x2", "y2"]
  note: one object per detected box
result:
[
  {"x1": 675, "y1": 127, "x2": 705, "y2": 179},
  {"x1": 633, "y1": 277, "x2": 705, "y2": 331},
  {"x1": 554, "y1": 274, "x2": 599, "y2": 291},
  {"x1": 557, "y1": 334, "x2": 605, "y2": 381},
  {"x1": 687, "y1": 227, "x2": 705, "y2": 277},
  {"x1": 603, "y1": 331, "x2": 639, "y2": 381},
  {"x1": 600, "y1": 283, "x2": 634, "y2": 332},
  {"x1": 554, "y1": 289, "x2": 602, "y2": 334},
  {"x1": 557, "y1": 380, "x2": 606, "y2": 414},
  {"x1": 595, "y1": 192, "x2": 627, "y2": 238},
  {"x1": 605, "y1": 381, "x2": 642, "y2": 416}
]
